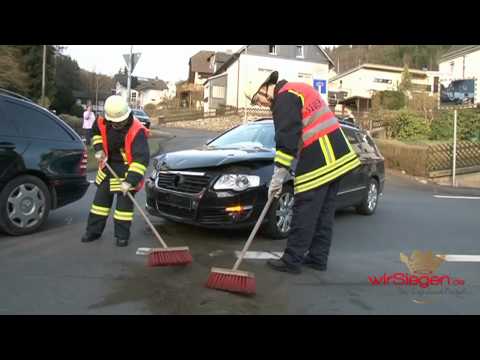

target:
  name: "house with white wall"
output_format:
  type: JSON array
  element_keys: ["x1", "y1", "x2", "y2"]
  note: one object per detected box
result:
[
  {"x1": 203, "y1": 45, "x2": 335, "y2": 112},
  {"x1": 438, "y1": 45, "x2": 480, "y2": 106},
  {"x1": 328, "y1": 63, "x2": 440, "y2": 113},
  {"x1": 116, "y1": 78, "x2": 169, "y2": 108},
  {"x1": 438, "y1": 45, "x2": 480, "y2": 81}
]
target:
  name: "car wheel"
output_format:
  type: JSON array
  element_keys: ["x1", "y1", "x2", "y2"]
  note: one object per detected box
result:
[
  {"x1": 0, "y1": 175, "x2": 51, "y2": 236},
  {"x1": 356, "y1": 178, "x2": 379, "y2": 215},
  {"x1": 263, "y1": 184, "x2": 294, "y2": 239}
]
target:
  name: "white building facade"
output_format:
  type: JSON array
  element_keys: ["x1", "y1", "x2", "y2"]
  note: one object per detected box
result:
[
  {"x1": 203, "y1": 45, "x2": 334, "y2": 111},
  {"x1": 329, "y1": 63, "x2": 440, "y2": 100}
]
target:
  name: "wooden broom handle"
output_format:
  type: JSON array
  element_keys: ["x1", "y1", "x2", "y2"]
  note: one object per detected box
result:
[
  {"x1": 103, "y1": 161, "x2": 168, "y2": 249},
  {"x1": 233, "y1": 195, "x2": 275, "y2": 271}
]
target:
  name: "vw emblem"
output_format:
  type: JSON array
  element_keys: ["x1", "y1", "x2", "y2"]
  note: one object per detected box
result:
[{"x1": 173, "y1": 174, "x2": 184, "y2": 187}]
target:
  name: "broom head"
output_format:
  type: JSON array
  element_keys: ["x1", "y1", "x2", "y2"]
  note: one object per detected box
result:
[
  {"x1": 206, "y1": 267, "x2": 256, "y2": 295},
  {"x1": 148, "y1": 247, "x2": 192, "y2": 266}
]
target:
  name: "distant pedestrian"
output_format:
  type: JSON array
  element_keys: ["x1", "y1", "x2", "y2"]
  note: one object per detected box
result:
[{"x1": 83, "y1": 105, "x2": 95, "y2": 145}]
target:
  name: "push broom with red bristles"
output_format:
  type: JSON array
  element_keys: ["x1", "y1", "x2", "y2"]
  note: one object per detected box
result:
[
  {"x1": 206, "y1": 196, "x2": 274, "y2": 295},
  {"x1": 103, "y1": 162, "x2": 192, "y2": 266}
]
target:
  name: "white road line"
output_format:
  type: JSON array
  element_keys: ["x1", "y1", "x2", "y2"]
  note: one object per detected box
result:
[
  {"x1": 88, "y1": 180, "x2": 95, "y2": 184},
  {"x1": 437, "y1": 254, "x2": 480, "y2": 262},
  {"x1": 434, "y1": 195, "x2": 480, "y2": 200}
]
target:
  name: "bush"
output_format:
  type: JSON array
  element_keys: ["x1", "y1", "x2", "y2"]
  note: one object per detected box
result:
[
  {"x1": 430, "y1": 109, "x2": 480, "y2": 142},
  {"x1": 144, "y1": 103, "x2": 157, "y2": 116},
  {"x1": 391, "y1": 110, "x2": 430, "y2": 141},
  {"x1": 372, "y1": 90, "x2": 406, "y2": 110}
]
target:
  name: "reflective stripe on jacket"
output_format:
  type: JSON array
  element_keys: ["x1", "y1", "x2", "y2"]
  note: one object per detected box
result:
[
  {"x1": 275, "y1": 82, "x2": 361, "y2": 194},
  {"x1": 96, "y1": 117, "x2": 149, "y2": 191}
]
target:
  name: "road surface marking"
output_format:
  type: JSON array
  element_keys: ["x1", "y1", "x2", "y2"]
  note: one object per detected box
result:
[
  {"x1": 437, "y1": 254, "x2": 480, "y2": 262},
  {"x1": 235, "y1": 251, "x2": 283, "y2": 259},
  {"x1": 136, "y1": 248, "x2": 152, "y2": 255},
  {"x1": 88, "y1": 180, "x2": 95, "y2": 184},
  {"x1": 434, "y1": 195, "x2": 480, "y2": 200}
]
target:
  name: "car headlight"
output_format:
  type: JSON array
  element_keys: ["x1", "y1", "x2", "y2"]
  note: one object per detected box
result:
[{"x1": 214, "y1": 174, "x2": 260, "y2": 191}]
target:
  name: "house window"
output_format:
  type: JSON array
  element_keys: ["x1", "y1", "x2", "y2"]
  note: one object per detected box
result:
[
  {"x1": 268, "y1": 45, "x2": 277, "y2": 55},
  {"x1": 131, "y1": 92, "x2": 137, "y2": 103},
  {"x1": 296, "y1": 45, "x2": 304, "y2": 58},
  {"x1": 298, "y1": 73, "x2": 312, "y2": 79},
  {"x1": 212, "y1": 86, "x2": 225, "y2": 99},
  {"x1": 373, "y1": 78, "x2": 392, "y2": 84}
]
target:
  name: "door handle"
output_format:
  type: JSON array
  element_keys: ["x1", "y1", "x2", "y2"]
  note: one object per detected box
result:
[{"x1": 0, "y1": 142, "x2": 15, "y2": 150}]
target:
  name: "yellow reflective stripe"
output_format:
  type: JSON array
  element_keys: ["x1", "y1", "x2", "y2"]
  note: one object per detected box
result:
[
  {"x1": 275, "y1": 157, "x2": 291, "y2": 167},
  {"x1": 319, "y1": 137, "x2": 332, "y2": 165},
  {"x1": 91, "y1": 209, "x2": 109, "y2": 216},
  {"x1": 128, "y1": 162, "x2": 147, "y2": 175},
  {"x1": 295, "y1": 152, "x2": 357, "y2": 185},
  {"x1": 109, "y1": 178, "x2": 125, "y2": 184},
  {"x1": 92, "y1": 204, "x2": 110, "y2": 212},
  {"x1": 295, "y1": 158, "x2": 361, "y2": 193},
  {"x1": 120, "y1": 149, "x2": 128, "y2": 163},
  {"x1": 323, "y1": 135, "x2": 336, "y2": 162},
  {"x1": 92, "y1": 136, "x2": 103, "y2": 145},
  {"x1": 90, "y1": 204, "x2": 110, "y2": 216},
  {"x1": 114, "y1": 210, "x2": 134, "y2": 221},
  {"x1": 287, "y1": 90, "x2": 304, "y2": 106},
  {"x1": 274, "y1": 150, "x2": 294, "y2": 167}
]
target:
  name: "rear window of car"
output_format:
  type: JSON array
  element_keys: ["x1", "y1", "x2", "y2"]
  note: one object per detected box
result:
[
  {"x1": 342, "y1": 127, "x2": 360, "y2": 144},
  {"x1": 3, "y1": 99, "x2": 72, "y2": 141}
]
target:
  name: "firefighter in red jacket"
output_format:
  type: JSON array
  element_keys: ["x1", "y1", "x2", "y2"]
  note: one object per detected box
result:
[
  {"x1": 81, "y1": 95, "x2": 150, "y2": 247},
  {"x1": 248, "y1": 71, "x2": 361, "y2": 274}
]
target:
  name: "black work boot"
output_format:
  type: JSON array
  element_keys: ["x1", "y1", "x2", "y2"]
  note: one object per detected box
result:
[
  {"x1": 116, "y1": 238, "x2": 129, "y2": 247},
  {"x1": 302, "y1": 256, "x2": 327, "y2": 271},
  {"x1": 81, "y1": 233, "x2": 101, "y2": 243},
  {"x1": 267, "y1": 259, "x2": 302, "y2": 274}
]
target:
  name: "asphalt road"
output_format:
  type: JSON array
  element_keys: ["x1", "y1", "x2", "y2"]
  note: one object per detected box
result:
[{"x1": 1, "y1": 127, "x2": 479, "y2": 315}]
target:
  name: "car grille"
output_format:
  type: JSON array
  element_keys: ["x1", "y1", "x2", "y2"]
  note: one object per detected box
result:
[{"x1": 156, "y1": 171, "x2": 211, "y2": 194}]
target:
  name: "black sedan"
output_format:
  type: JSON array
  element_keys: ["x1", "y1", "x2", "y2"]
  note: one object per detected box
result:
[
  {"x1": 145, "y1": 119, "x2": 385, "y2": 239},
  {"x1": 132, "y1": 109, "x2": 151, "y2": 129},
  {"x1": 0, "y1": 89, "x2": 89, "y2": 236}
]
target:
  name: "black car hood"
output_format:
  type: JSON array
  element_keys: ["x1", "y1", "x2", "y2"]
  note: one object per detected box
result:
[{"x1": 156, "y1": 147, "x2": 275, "y2": 170}]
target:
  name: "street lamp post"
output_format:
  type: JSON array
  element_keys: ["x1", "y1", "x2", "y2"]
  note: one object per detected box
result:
[
  {"x1": 127, "y1": 45, "x2": 133, "y2": 105},
  {"x1": 41, "y1": 45, "x2": 46, "y2": 106}
]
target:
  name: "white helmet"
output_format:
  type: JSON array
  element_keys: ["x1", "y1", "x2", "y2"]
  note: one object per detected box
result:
[
  {"x1": 104, "y1": 95, "x2": 131, "y2": 123},
  {"x1": 244, "y1": 71, "x2": 279, "y2": 105}
]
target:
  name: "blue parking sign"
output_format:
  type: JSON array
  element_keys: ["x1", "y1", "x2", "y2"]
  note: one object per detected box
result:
[{"x1": 313, "y1": 79, "x2": 327, "y2": 94}]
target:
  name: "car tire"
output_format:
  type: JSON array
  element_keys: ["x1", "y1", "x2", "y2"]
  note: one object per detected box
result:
[
  {"x1": 0, "y1": 175, "x2": 51, "y2": 236},
  {"x1": 262, "y1": 184, "x2": 294, "y2": 239},
  {"x1": 356, "y1": 177, "x2": 379, "y2": 216}
]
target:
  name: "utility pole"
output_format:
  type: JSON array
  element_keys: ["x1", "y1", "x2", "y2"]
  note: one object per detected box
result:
[
  {"x1": 96, "y1": 75, "x2": 99, "y2": 113},
  {"x1": 127, "y1": 45, "x2": 133, "y2": 105},
  {"x1": 452, "y1": 109, "x2": 458, "y2": 187},
  {"x1": 41, "y1": 45, "x2": 46, "y2": 106}
]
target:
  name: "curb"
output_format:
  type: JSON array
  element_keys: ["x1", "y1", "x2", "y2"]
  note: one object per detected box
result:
[{"x1": 433, "y1": 184, "x2": 480, "y2": 197}]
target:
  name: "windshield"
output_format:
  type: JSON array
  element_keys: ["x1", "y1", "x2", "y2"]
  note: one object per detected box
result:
[
  {"x1": 208, "y1": 123, "x2": 275, "y2": 149},
  {"x1": 133, "y1": 110, "x2": 148, "y2": 117}
]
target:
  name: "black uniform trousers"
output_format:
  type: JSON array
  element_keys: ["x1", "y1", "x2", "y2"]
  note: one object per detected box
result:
[
  {"x1": 86, "y1": 165, "x2": 135, "y2": 240},
  {"x1": 282, "y1": 178, "x2": 341, "y2": 268}
]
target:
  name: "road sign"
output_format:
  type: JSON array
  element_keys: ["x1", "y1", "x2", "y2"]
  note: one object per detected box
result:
[
  {"x1": 313, "y1": 79, "x2": 327, "y2": 94},
  {"x1": 123, "y1": 52, "x2": 141, "y2": 72}
]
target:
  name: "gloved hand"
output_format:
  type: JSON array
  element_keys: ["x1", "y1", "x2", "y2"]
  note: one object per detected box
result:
[
  {"x1": 120, "y1": 182, "x2": 133, "y2": 196},
  {"x1": 268, "y1": 166, "x2": 289, "y2": 199},
  {"x1": 94, "y1": 150, "x2": 107, "y2": 163}
]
